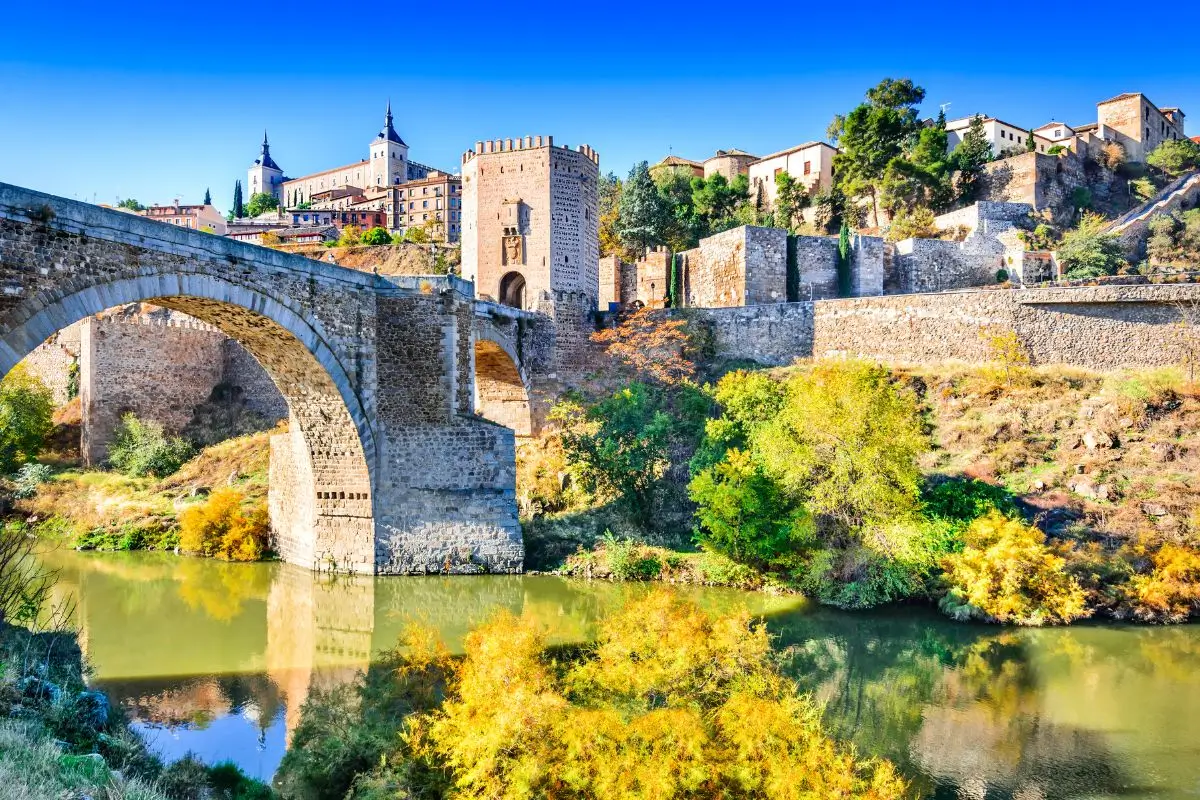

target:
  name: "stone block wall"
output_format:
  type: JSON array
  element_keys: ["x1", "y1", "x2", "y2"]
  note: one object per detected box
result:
[
  {"x1": 934, "y1": 202, "x2": 1033, "y2": 236},
  {"x1": 851, "y1": 235, "x2": 885, "y2": 297},
  {"x1": 791, "y1": 235, "x2": 839, "y2": 300},
  {"x1": 18, "y1": 324, "x2": 81, "y2": 404},
  {"x1": 80, "y1": 317, "x2": 226, "y2": 464},
  {"x1": 892, "y1": 235, "x2": 1005, "y2": 294},
  {"x1": 684, "y1": 284, "x2": 1200, "y2": 372},
  {"x1": 222, "y1": 339, "x2": 289, "y2": 420},
  {"x1": 682, "y1": 226, "x2": 788, "y2": 308}
]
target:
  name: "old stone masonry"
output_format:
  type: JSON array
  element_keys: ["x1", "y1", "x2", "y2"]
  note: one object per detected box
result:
[{"x1": 0, "y1": 182, "x2": 527, "y2": 575}]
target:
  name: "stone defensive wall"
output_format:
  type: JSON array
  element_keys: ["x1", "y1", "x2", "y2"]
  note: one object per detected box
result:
[{"x1": 684, "y1": 284, "x2": 1200, "y2": 372}]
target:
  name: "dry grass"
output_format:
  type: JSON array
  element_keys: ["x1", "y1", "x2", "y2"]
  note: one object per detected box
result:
[
  {"x1": 17, "y1": 430, "x2": 276, "y2": 549},
  {"x1": 900, "y1": 363, "x2": 1200, "y2": 546}
]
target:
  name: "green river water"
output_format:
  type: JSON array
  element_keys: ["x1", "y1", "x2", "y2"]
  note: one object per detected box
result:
[{"x1": 37, "y1": 547, "x2": 1200, "y2": 799}]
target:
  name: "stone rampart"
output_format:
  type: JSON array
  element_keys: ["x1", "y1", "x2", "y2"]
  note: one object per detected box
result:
[
  {"x1": 80, "y1": 317, "x2": 226, "y2": 463},
  {"x1": 685, "y1": 284, "x2": 1200, "y2": 372}
]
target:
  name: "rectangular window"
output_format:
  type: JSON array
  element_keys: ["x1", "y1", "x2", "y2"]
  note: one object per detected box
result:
[
  {"x1": 803, "y1": 161, "x2": 811, "y2": 175},
  {"x1": 773, "y1": 167, "x2": 783, "y2": 178}
]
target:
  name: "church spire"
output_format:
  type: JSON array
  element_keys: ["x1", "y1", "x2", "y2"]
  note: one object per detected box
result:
[
  {"x1": 257, "y1": 129, "x2": 280, "y2": 171},
  {"x1": 378, "y1": 100, "x2": 406, "y2": 146}
]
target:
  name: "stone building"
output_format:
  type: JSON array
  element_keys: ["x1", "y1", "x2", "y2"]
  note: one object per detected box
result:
[
  {"x1": 460, "y1": 136, "x2": 600, "y2": 310},
  {"x1": 747, "y1": 142, "x2": 838, "y2": 208},
  {"x1": 703, "y1": 149, "x2": 758, "y2": 181},
  {"x1": 1094, "y1": 93, "x2": 1187, "y2": 163},
  {"x1": 134, "y1": 202, "x2": 228, "y2": 234}
]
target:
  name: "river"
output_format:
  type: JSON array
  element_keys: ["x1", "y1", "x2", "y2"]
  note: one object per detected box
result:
[{"x1": 37, "y1": 547, "x2": 1200, "y2": 799}]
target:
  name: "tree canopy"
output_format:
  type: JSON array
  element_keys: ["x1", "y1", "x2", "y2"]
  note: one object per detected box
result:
[
  {"x1": 244, "y1": 192, "x2": 279, "y2": 218},
  {"x1": 829, "y1": 77, "x2": 927, "y2": 225}
]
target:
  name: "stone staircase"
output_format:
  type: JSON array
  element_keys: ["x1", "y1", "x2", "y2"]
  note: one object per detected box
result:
[{"x1": 1105, "y1": 170, "x2": 1200, "y2": 239}]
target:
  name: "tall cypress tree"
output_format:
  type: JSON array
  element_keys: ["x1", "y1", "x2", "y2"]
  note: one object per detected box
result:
[
  {"x1": 232, "y1": 180, "x2": 244, "y2": 219},
  {"x1": 837, "y1": 222, "x2": 853, "y2": 297},
  {"x1": 203, "y1": 187, "x2": 212, "y2": 205}
]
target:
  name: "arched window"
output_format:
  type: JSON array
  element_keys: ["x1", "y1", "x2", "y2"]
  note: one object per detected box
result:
[{"x1": 499, "y1": 272, "x2": 526, "y2": 309}]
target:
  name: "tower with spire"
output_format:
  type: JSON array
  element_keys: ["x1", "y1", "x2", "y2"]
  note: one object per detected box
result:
[
  {"x1": 368, "y1": 101, "x2": 409, "y2": 188},
  {"x1": 247, "y1": 130, "x2": 286, "y2": 203}
]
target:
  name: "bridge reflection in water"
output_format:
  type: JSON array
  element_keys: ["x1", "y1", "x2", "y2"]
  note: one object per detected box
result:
[
  {"x1": 39, "y1": 547, "x2": 1200, "y2": 797},
  {"x1": 40, "y1": 547, "x2": 794, "y2": 779}
]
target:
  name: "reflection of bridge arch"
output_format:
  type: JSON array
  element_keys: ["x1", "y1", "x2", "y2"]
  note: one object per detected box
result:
[{"x1": 1, "y1": 182, "x2": 522, "y2": 574}]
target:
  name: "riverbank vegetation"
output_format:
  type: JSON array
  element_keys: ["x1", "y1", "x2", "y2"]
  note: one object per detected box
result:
[
  {"x1": 276, "y1": 589, "x2": 907, "y2": 800},
  {"x1": 522, "y1": 320, "x2": 1200, "y2": 625},
  {"x1": 5, "y1": 423, "x2": 274, "y2": 560},
  {"x1": 0, "y1": 518, "x2": 272, "y2": 798}
]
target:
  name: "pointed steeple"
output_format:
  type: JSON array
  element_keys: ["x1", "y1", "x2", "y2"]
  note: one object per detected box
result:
[
  {"x1": 378, "y1": 100, "x2": 406, "y2": 146},
  {"x1": 258, "y1": 130, "x2": 280, "y2": 171}
]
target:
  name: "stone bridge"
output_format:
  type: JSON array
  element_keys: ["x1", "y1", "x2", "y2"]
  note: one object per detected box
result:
[{"x1": 0, "y1": 182, "x2": 546, "y2": 575}]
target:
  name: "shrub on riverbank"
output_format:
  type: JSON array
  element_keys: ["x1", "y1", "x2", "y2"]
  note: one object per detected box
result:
[
  {"x1": 179, "y1": 487, "x2": 269, "y2": 561},
  {"x1": 276, "y1": 590, "x2": 908, "y2": 800},
  {"x1": 0, "y1": 366, "x2": 54, "y2": 474},
  {"x1": 108, "y1": 413, "x2": 195, "y2": 478}
]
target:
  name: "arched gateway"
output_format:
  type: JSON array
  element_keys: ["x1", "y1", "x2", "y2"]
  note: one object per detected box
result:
[{"x1": 0, "y1": 183, "x2": 522, "y2": 574}]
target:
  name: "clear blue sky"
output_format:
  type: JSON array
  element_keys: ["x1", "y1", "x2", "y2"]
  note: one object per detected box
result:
[{"x1": 2, "y1": 0, "x2": 1196, "y2": 213}]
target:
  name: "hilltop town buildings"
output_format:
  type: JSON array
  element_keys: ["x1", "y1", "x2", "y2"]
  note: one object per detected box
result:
[
  {"x1": 950, "y1": 92, "x2": 1186, "y2": 163},
  {"x1": 114, "y1": 201, "x2": 227, "y2": 234},
  {"x1": 242, "y1": 103, "x2": 462, "y2": 240}
]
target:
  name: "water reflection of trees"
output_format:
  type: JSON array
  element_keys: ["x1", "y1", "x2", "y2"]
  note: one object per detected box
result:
[
  {"x1": 769, "y1": 609, "x2": 1134, "y2": 799},
  {"x1": 104, "y1": 673, "x2": 286, "y2": 738}
]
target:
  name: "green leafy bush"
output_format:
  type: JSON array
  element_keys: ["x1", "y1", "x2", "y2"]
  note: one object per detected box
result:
[
  {"x1": 922, "y1": 477, "x2": 1016, "y2": 524},
  {"x1": 689, "y1": 449, "x2": 811, "y2": 568},
  {"x1": 0, "y1": 366, "x2": 54, "y2": 473},
  {"x1": 753, "y1": 360, "x2": 928, "y2": 531},
  {"x1": 1057, "y1": 213, "x2": 1125, "y2": 279},
  {"x1": 107, "y1": 414, "x2": 194, "y2": 478},
  {"x1": 555, "y1": 383, "x2": 674, "y2": 524},
  {"x1": 360, "y1": 226, "x2": 391, "y2": 246},
  {"x1": 601, "y1": 531, "x2": 663, "y2": 580},
  {"x1": 10, "y1": 462, "x2": 52, "y2": 499}
]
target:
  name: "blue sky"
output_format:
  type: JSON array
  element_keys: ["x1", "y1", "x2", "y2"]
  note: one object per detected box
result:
[{"x1": 2, "y1": 0, "x2": 1196, "y2": 213}]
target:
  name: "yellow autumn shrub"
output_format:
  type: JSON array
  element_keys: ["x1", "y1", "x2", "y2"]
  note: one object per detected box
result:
[
  {"x1": 426, "y1": 589, "x2": 908, "y2": 799},
  {"x1": 1123, "y1": 542, "x2": 1200, "y2": 623},
  {"x1": 940, "y1": 512, "x2": 1089, "y2": 626},
  {"x1": 178, "y1": 487, "x2": 269, "y2": 561}
]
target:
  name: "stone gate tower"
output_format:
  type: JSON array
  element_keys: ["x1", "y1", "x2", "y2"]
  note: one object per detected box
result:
[{"x1": 460, "y1": 136, "x2": 600, "y2": 310}]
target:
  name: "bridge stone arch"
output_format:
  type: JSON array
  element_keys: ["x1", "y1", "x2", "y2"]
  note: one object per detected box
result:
[
  {"x1": 472, "y1": 301, "x2": 546, "y2": 438},
  {"x1": 1, "y1": 183, "x2": 522, "y2": 574}
]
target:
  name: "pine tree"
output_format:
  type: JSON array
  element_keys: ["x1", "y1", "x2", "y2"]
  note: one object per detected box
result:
[
  {"x1": 203, "y1": 187, "x2": 212, "y2": 205},
  {"x1": 950, "y1": 115, "x2": 993, "y2": 203},
  {"x1": 668, "y1": 254, "x2": 680, "y2": 308},
  {"x1": 232, "y1": 180, "x2": 244, "y2": 219},
  {"x1": 616, "y1": 162, "x2": 670, "y2": 257}
]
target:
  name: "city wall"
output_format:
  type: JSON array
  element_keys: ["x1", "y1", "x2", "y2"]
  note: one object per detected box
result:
[{"x1": 686, "y1": 284, "x2": 1200, "y2": 372}]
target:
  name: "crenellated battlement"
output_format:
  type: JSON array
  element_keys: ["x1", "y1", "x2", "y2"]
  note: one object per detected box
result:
[{"x1": 461, "y1": 136, "x2": 600, "y2": 166}]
